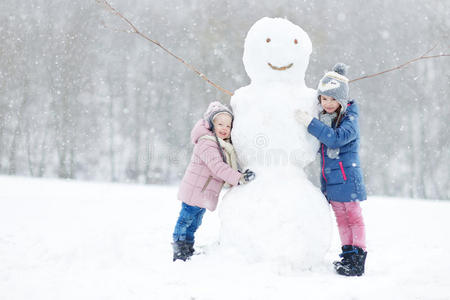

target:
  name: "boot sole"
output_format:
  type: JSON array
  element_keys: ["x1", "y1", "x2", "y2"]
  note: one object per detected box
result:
[{"x1": 335, "y1": 264, "x2": 364, "y2": 276}]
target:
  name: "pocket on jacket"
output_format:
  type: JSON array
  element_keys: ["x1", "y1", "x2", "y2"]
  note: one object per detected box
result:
[
  {"x1": 323, "y1": 168, "x2": 345, "y2": 185},
  {"x1": 339, "y1": 161, "x2": 348, "y2": 181},
  {"x1": 201, "y1": 176, "x2": 212, "y2": 192}
]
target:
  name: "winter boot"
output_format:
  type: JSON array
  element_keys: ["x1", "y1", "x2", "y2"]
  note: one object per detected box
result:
[
  {"x1": 351, "y1": 247, "x2": 367, "y2": 276},
  {"x1": 172, "y1": 240, "x2": 189, "y2": 262},
  {"x1": 336, "y1": 246, "x2": 367, "y2": 276},
  {"x1": 185, "y1": 241, "x2": 195, "y2": 258},
  {"x1": 333, "y1": 245, "x2": 355, "y2": 269}
]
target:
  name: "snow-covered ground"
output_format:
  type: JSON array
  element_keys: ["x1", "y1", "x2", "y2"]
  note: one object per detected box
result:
[{"x1": 0, "y1": 175, "x2": 449, "y2": 300}]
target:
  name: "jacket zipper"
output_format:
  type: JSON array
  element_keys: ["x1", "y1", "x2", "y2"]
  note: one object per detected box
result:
[
  {"x1": 339, "y1": 161, "x2": 347, "y2": 181},
  {"x1": 201, "y1": 176, "x2": 212, "y2": 192},
  {"x1": 321, "y1": 144, "x2": 327, "y2": 182}
]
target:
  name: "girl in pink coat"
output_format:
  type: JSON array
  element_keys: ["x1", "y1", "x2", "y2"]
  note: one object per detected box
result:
[{"x1": 172, "y1": 101, "x2": 255, "y2": 262}]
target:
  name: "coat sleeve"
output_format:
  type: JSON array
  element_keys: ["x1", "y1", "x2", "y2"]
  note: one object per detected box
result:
[
  {"x1": 196, "y1": 143, "x2": 242, "y2": 186},
  {"x1": 307, "y1": 112, "x2": 358, "y2": 149}
]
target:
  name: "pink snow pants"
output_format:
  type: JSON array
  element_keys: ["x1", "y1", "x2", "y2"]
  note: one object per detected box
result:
[{"x1": 330, "y1": 201, "x2": 366, "y2": 250}]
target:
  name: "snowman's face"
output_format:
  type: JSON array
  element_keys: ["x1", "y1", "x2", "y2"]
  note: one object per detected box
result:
[
  {"x1": 265, "y1": 37, "x2": 297, "y2": 72},
  {"x1": 243, "y1": 17, "x2": 312, "y2": 84}
]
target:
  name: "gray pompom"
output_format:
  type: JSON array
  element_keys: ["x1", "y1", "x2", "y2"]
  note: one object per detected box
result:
[{"x1": 332, "y1": 63, "x2": 348, "y2": 76}]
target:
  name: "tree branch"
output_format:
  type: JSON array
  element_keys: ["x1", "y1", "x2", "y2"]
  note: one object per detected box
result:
[
  {"x1": 97, "y1": 0, "x2": 449, "y2": 92},
  {"x1": 349, "y1": 46, "x2": 450, "y2": 83},
  {"x1": 96, "y1": 0, "x2": 234, "y2": 96}
]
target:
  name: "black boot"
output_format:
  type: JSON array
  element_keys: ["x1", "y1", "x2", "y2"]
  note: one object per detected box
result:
[
  {"x1": 333, "y1": 245, "x2": 355, "y2": 269},
  {"x1": 172, "y1": 240, "x2": 189, "y2": 262},
  {"x1": 352, "y1": 247, "x2": 367, "y2": 276},
  {"x1": 335, "y1": 246, "x2": 367, "y2": 276}
]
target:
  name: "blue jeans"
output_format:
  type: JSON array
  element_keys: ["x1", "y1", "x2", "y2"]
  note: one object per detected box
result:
[{"x1": 173, "y1": 202, "x2": 206, "y2": 243}]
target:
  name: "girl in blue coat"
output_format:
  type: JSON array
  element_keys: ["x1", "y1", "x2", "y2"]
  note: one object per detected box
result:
[{"x1": 295, "y1": 63, "x2": 367, "y2": 276}]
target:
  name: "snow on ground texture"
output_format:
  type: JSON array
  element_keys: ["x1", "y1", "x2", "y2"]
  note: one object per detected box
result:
[{"x1": 0, "y1": 175, "x2": 449, "y2": 300}]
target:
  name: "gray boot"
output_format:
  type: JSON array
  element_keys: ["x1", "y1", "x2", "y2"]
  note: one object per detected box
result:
[
  {"x1": 185, "y1": 241, "x2": 195, "y2": 257},
  {"x1": 172, "y1": 240, "x2": 189, "y2": 262}
]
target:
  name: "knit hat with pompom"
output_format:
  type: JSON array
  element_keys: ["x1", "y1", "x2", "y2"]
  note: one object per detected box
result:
[
  {"x1": 203, "y1": 101, "x2": 234, "y2": 130},
  {"x1": 317, "y1": 63, "x2": 350, "y2": 111}
]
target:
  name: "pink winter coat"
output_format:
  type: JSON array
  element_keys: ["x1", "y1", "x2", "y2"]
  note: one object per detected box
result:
[{"x1": 177, "y1": 119, "x2": 242, "y2": 211}]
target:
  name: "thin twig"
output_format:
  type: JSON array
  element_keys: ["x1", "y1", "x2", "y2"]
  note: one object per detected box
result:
[
  {"x1": 99, "y1": 20, "x2": 134, "y2": 34},
  {"x1": 96, "y1": 0, "x2": 234, "y2": 96},
  {"x1": 420, "y1": 43, "x2": 439, "y2": 57},
  {"x1": 350, "y1": 46, "x2": 450, "y2": 83}
]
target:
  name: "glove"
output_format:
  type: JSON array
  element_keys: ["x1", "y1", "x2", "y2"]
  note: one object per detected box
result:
[
  {"x1": 240, "y1": 169, "x2": 256, "y2": 184},
  {"x1": 294, "y1": 110, "x2": 313, "y2": 127}
]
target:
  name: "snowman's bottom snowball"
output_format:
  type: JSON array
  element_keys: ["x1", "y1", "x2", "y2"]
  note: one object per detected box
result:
[{"x1": 219, "y1": 167, "x2": 332, "y2": 270}]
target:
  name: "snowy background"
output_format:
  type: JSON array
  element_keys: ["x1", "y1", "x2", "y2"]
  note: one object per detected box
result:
[
  {"x1": 1, "y1": 1, "x2": 450, "y2": 298},
  {"x1": 0, "y1": 0, "x2": 449, "y2": 199},
  {"x1": 1, "y1": 176, "x2": 449, "y2": 300}
]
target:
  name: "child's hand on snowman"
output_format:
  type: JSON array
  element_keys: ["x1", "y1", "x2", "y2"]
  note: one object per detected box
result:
[
  {"x1": 239, "y1": 169, "x2": 256, "y2": 184},
  {"x1": 294, "y1": 110, "x2": 313, "y2": 127}
]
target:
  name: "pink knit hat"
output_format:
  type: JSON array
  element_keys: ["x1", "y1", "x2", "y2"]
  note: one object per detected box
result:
[{"x1": 203, "y1": 101, "x2": 234, "y2": 130}]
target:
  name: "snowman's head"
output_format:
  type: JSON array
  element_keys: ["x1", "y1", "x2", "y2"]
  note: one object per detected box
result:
[{"x1": 243, "y1": 17, "x2": 312, "y2": 85}]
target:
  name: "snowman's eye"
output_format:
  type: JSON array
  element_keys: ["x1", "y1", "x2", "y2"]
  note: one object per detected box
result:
[
  {"x1": 266, "y1": 38, "x2": 271, "y2": 43},
  {"x1": 294, "y1": 39, "x2": 298, "y2": 44}
]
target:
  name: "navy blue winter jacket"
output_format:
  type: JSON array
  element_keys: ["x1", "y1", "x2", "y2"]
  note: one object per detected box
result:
[{"x1": 307, "y1": 101, "x2": 367, "y2": 202}]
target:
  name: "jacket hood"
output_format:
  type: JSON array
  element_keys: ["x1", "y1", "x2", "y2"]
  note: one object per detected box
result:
[
  {"x1": 345, "y1": 100, "x2": 358, "y2": 115},
  {"x1": 191, "y1": 119, "x2": 213, "y2": 144}
]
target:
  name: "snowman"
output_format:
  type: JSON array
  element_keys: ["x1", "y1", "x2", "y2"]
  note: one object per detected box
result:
[{"x1": 219, "y1": 17, "x2": 332, "y2": 270}]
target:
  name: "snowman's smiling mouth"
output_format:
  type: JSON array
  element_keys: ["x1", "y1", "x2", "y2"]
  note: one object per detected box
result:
[{"x1": 268, "y1": 62, "x2": 293, "y2": 71}]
